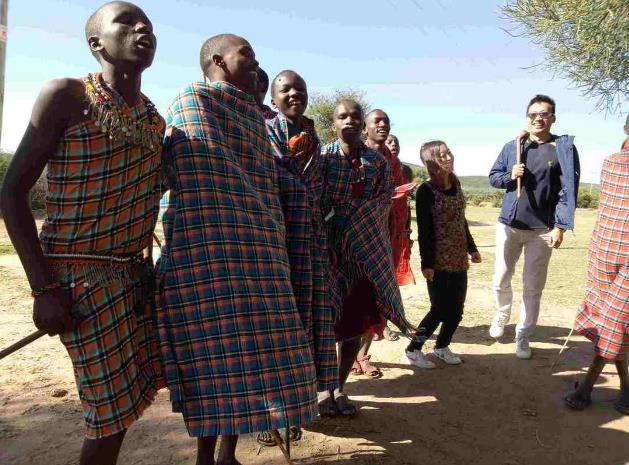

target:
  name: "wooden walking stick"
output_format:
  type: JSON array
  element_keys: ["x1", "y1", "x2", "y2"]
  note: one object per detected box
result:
[
  {"x1": 269, "y1": 430, "x2": 295, "y2": 465},
  {"x1": 0, "y1": 330, "x2": 45, "y2": 361},
  {"x1": 516, "y1": 131, "x2": 529, "y2": 198}
]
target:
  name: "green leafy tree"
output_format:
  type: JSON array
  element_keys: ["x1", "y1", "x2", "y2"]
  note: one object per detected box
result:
[
  {"x1": 502, "y1": 0, "x2": 628, "y2": 113},
  {"x1": 306, "y1": 89, "x2": 371, "y2": 146},
  {"x1": 411, "y1": 166, "x2": 429, "y2": 184},
  {"x1": 0, "y1": 152, "x2": 12, "y2": 188}
]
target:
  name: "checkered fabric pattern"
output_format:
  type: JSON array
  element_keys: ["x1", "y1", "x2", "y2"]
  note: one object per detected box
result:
[
  {"x1": 322, "y1": 141, "x2": 408, "y2": 334},
  {"x1": 575, "y1": 152, "x2": 629, "y2": 360},
  {"x1": 267, "y1": 114, "x2": 338, "y2": 392},
  {"x1": 40, "y1": 91, "x2": 163, "y2": 255},
  {"x1": 157, "y1": 81, "x2": 317, "y2": 437},
  {"x1": 41, "y1": 77, "x2": 164, "y2": 438}
]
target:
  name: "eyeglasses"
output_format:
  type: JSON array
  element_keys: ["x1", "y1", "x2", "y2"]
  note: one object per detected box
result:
[
  {"x1": 435, "y1": 150, "x2": 452, "y2": 160},
  {"x1": 527, "y1": 111, "x2": 554, "y2": 120}
]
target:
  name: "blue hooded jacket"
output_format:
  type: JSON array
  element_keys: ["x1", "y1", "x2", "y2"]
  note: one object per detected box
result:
[{"x1": 489, "y1": 135, "x2": 580, "y2": 230}]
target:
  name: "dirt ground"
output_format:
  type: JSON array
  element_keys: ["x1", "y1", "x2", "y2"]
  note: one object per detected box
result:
[{"x1": 0, "y1": 211, "x2": 628, "y2": 465}]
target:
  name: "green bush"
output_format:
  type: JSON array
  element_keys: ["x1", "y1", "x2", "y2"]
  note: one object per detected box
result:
[
  {"x1": 0, "y1": 152, "x2": 11, "y2": 186},
  {"x1": 576, "y1": 191, "x2": 599, "y2": 209},
  {"x1": 0, "y1": 152, "x2": 48, "y2": 215}
]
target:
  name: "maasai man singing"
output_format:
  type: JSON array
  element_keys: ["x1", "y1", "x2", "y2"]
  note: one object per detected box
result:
[
  {"x1": 347, "y1": 109, "x2": 405, "y2": 379},
  {"x1": 156, "y1": 34, "x2": 317, "y2": 464},
  {"x1": 563, "y1": 149, "x2": 628, "y2": 415},
  {"x1": 323, "y1": 100, "x2": 409, "y2": 417},
  {"x1": 264, "y1": 70, "x2": 339, "y2": 434},
  {"x1": 0, "y1": 3, "x2": 164, "y2": 464}
]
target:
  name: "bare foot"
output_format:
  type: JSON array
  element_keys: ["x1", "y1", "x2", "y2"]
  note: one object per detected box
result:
[
  {"x1": 563, "y1": 383, "x2": 592, "y2": 411},
  {"x1": 614, "y1": 390, "x2": 629, "y2": 415}
]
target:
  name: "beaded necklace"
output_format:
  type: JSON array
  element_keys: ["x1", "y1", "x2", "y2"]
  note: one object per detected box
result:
[{"x1": 83, "y1": 72, "x2": 163, "y2": 150}]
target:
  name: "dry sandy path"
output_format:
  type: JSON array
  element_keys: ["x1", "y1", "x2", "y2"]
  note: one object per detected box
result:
[{"x1": 0, "y1": 216, "x2": 627, "y2": 465}]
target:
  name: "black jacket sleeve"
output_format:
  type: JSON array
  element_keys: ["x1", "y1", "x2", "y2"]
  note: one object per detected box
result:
[{"x1": 416, "y1": 184, "x2": 435, "y2": 270}]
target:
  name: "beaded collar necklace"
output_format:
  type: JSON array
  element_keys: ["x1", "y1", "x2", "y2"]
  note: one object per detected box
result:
[{"x1": 83, "y1": 72, "x2": 163, "y2": 150}]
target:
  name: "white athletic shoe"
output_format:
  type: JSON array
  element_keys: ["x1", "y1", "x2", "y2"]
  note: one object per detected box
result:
[
  {"x1": 515, "y1": 335, "x2": 532, "y2": 359},
  {"x1": 433, "y1": 347, "x2": 462, "y2": 365},
  {"x1": 404, "y1": 349, "x2": 436, "y2": 369},
  {"x1": 489, "y1": 312, "x2": 510, "y2": 339}
]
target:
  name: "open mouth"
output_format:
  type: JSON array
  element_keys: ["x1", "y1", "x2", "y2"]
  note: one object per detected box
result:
[{"x1": 136, "y1": 36, "x2": 155, "y2": 50}]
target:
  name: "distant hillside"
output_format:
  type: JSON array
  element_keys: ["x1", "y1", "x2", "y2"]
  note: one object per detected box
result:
[{"x1": 459, "y1": 176, "x2": 600, "y2": 194}]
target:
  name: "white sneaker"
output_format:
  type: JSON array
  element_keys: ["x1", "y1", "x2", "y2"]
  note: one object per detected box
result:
[
  {"x1": 433, "y1": 347, "x2": 462, "y2": 365},
  {"x1": 404, "y1": 349, "x2": 435, "y2": 369},
  {"x1": 515, "y1": 335, "x2": 532, "y2": 359},
  {"x1": 489, "y1": 312, "x2": 510, "y2": 339}
]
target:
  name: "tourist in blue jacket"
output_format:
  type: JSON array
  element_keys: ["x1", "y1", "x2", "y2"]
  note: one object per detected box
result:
[{"x1": 488, "y1": 94, "x2": 580, "y2": 359}]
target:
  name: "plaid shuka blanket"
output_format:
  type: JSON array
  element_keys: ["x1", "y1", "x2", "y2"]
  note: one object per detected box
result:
[
  {"x1": 40, "y1": 75, "x2": 165, "y2": 439},
  {"x1": 157, "y1": 81, "x2": 317, "y2": 437},
  {"x1": 267, "y1": 114, "x2": 338, "y2": 392},
  {"x1": 322, "y1": 141, "x2": 409, "y2": 334},
  {"x1": 575, "y1": 152, "x2": 629, "y2": 360}
]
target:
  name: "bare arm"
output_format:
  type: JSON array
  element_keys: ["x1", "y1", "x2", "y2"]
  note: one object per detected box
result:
[{"x1": 0, "y1": 79, "x2": 84, "y2": 335}]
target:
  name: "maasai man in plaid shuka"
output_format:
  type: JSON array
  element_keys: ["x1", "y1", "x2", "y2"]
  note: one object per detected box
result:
[
  {"x1": 321, "y1": 100, "x2": 409, "y2": 417},
  {"x1": 0, "y1": 3, "x2": 163, "y2": 462},
  {"x1": 156, "y1": 36, "x2": 317, "y2": 460},
  {"x1": 266, "y1": 70, "x2": 339, "y2": 396},
  {"x1": 564, "y1": 150, "x2": 629, "y2": 415}
]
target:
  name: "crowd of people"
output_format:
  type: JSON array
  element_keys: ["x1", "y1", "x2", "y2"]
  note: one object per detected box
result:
[{"x1": 0, "y1": 2, "x2": 626, "y2": 465}]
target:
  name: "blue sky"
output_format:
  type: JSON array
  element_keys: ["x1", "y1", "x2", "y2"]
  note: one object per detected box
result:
[{"x1": 2, "y1": 0, "x2": 626, "y2": 181}]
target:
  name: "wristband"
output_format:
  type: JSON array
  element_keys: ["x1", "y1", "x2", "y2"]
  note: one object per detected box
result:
[{"x1": 31, "y1": 282, "x2": 62, "y2": 297}]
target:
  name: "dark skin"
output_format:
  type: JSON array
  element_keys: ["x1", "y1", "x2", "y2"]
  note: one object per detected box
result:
[
  {"x1": 271, "y1": 71, "x2": 308, "y2": 128},
  {"x1": 196, "y1": 34, "x2": 262, "y2": 465},
  {"x1": 0, "y1": 3, "x2": 156, "y2": 465},
  {"x1": 564, "y1": 354, "x2": 629, "y2": 414},
  {"x1": 352, "y1": 109, "x2": 393, "y2": 377},
  {"x1": 205, "y1": 35, "x2": 259, "y2": 96},
  {"x1": 330, "y1": 101, "x2": 366, "y2": 416},
  {"x1": 364, "y1": 110, "x2": 391, "y2": 151},
  {"x1": 333, "y1": 100, "x2": 365, "y2": 156}
]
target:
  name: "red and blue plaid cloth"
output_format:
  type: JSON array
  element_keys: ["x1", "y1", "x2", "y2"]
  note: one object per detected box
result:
[
  {"x1": 266, "y1": 114, "x2": 338, "y2": 392},
  {"x1": 157, "y1": 81, "x2": 317, "y2": 436},
  {"x1": 322, "y1": 141, "x2": 408, "y2": 334},
  {"x1": 41, "y1": 76, "x2": 164, "y2": 438},
  {"x1": 575, "y1": 152, "x2": 629, "y2": 360}
]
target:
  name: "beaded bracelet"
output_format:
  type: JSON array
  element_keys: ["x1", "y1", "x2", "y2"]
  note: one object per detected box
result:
[{"x1": 31, "y1": 282, "x2": 62, "y2": 297}]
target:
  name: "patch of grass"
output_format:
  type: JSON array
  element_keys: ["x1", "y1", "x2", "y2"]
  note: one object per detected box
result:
[{"x1": 0, "y1": 243, "x2": 15, "y2": 255}]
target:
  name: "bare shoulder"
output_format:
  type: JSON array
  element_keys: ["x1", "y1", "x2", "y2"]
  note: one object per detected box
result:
[{"x1": 33, "y1": 78, "x2": 86, "y2": 126}]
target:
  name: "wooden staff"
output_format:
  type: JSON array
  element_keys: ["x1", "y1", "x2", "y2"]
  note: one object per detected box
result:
[
  {"x1": 0, "y1": 330, "x2": 45, "y2": 361},
  {"x1": 270, "y1": 430, "x2": 294, "y2": 465},
  {"x1": 516, "y1": 131, "x2": 529, "y2": 198}
]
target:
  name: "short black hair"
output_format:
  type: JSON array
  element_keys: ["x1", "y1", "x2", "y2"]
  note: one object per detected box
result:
[
  {"x1": 85, "y1": 2, "x2": 140, "y2": 61},
  {"x1": 257, "y1": 68, "x2": 269, "y2": 94},
  {"x1": 333, "y1": 98, "x2": 364, "y2": 119},
  {"x1": 365, "y1": 108, "x2": 388, "y2": 123},
  {"x1": 526, "y1": 94, "x2": 556, "y2": 115},
  {"x1": 270, "y1": 70, "x2": 305, "y2": 97},
  {"x1": 199, "y1": 33, "x2": 241, "y2": 77}
]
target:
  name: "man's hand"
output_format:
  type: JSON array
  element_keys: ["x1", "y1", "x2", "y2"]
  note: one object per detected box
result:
[
  {"x1": 422, "y1": 268, "x2": 434, "y2": 282},
  {"x1": 470, "y1": 251, "x2": 482, "y2": 263},
  {"x1": 511, "y1": 163, "x2": 525, "y2": 180},
  {"x1": 33, "y1": 288, "x2": 75, "y2": 336},
  {"x1": 549, "y1": 227, "x2": 564, "y2": 249}
]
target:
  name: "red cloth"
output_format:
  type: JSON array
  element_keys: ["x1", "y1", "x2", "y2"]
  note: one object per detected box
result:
[
  {"x1": 382, "y1": 147, "x2": 416, "y2": 286},
  {"x1": 574, "y1": 152, "x2": 628, "y2": 360}
]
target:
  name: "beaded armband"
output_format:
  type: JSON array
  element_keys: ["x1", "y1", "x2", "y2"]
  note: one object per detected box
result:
[{"x1": 31, "y1": 282, "x2": 62, "y2": 297}]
